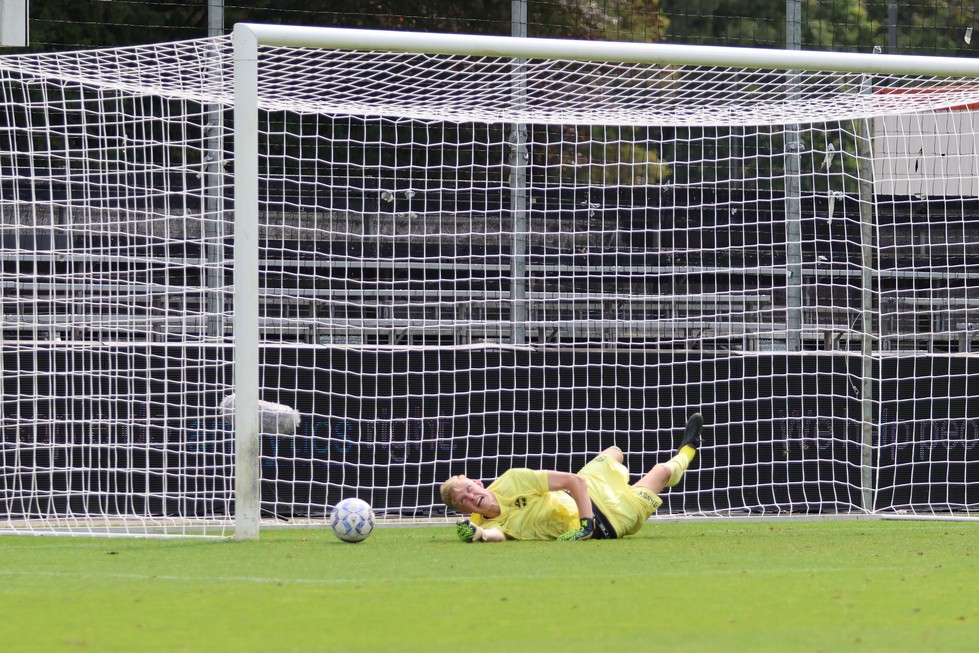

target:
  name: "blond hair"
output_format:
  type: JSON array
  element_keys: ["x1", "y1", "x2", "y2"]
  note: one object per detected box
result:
[{"x1": 439, "y1": 475, "x2": 467, "y2": 511}]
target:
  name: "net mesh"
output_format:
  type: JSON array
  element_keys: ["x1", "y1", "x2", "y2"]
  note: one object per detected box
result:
[{"x1": 2, "y1": 34, "x2": 978, "y2": 536}]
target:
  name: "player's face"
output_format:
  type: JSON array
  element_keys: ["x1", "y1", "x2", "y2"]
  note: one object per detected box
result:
[{"x1": 455, "y1": 477, "x2": 497, "y2": 516}]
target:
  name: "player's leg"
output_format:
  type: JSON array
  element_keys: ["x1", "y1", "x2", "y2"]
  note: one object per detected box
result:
[
  {"x1": 633, "y1": 464, "x2": 671, "y2": 494},
  {"x1": 576, "y1": 446, "x2": 625, "y2": 479},
  {"x1": 633, "y1": 413, "x2": 703, "y2": 493},
  {"x1": 577, "y1": 447, "x2": 636, "y2": 537},
  {"x1": 600, "y1": 446, "x2": 624, "y2": 464}
]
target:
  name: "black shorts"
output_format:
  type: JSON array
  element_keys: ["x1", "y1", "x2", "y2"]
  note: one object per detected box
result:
[{"x1": 591, "y1": 503, "x2": 617, "y2": 540}]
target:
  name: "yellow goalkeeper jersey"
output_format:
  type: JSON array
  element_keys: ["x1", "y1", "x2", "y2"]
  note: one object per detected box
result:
[{"x1": 470, "y1": 468, "x2": 579, "y2": 540}]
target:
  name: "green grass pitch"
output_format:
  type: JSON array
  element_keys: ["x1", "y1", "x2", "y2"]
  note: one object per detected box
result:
[{"x1": 1, "y1": 520, "x2": 977, "y2": 652}]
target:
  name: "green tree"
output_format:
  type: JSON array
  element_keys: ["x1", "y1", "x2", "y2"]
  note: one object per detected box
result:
[
  {"x1": 26, "y1": 1, "x2": 670, "y2": 50},
  {"x1": 661, "y1": 0, "x2": 976, "y2": 55},
  {"x1": 659, "y1": 0, "x2": 784, "y2": 47},
  {"x1": 604, "y1": 0, "x2": 670, "y2": 42},
  {"x1": 28, "y1": 1, "x2": 204, "y2": 51},
  {"x1": 865, "y1": 0, "x2": 978, "y2": 56},
  {"x1": 803, "y1": 0, "x2": 879, "y2": 51},
  {"x1": 224, "y1": 0, "x2": 666, "y2": 40}
]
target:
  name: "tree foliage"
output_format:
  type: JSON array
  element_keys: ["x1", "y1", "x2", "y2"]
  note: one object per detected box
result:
[
  {"x1": 28, "y1": 1, "x2": 204, "y2": 50},
  {"x1": 26, "y1": 1, "x2": 668, "y2": 50},
  {"x1": 660, "y1": 0, "x2": 975, "y2": 55},
  {"x1": 869, "y1": 0, "x2": 977, "y2": 55},
  {"x1": 21, "y1": 0, "x2": 978, "y2": 54}
]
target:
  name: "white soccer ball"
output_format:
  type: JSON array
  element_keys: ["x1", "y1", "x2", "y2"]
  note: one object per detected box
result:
[{"x1": 330, "y1": 498, "x2": 375, "y2": 543}]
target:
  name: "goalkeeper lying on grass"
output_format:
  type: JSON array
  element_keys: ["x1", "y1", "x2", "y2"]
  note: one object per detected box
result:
[{"x1": 440, "y1": 413, "x2": 704, "y2": 542}]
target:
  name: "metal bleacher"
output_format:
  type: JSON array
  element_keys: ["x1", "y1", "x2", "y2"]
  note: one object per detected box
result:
[
  {"x1": 0, "y1": 262, "x2": 780, "y2": 349},
  {"x1": 4, "y1": 191, "x2": 978, "y2": 352}
]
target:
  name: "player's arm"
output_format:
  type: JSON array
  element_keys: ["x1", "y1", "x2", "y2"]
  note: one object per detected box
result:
[
  {"x1": 456, "y1": 520, "x2": 507, "y2": 543},
  {"x1": 546, "y1": 471, "x2": 593, "y2": 520},
  {"x1": 475, "y1": 527, "x2": 506, "y2": 542},
  {"x1": 546, "y1": 471, "x2": 596, "y2": 541}
]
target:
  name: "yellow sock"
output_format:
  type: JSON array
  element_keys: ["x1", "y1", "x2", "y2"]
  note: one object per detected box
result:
[
  {"x1": 664, "y1": 446, "x2": 697, "y2": 488},
  {"x1": 678, "y1": 445, "x2": 697, "y2": 464}
]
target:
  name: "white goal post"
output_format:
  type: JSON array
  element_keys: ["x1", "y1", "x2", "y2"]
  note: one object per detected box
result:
[
  {"x1": 2, "y1": 24, "x2": 979, "y2": 538},
  {"x1": 0, "y1": 0, "x2": 28, "y2": 48}
]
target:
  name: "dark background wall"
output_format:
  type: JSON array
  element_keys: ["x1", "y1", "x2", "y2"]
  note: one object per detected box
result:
[{"x1": 5, "y1": 345, "x2": 977, "y2": 517}]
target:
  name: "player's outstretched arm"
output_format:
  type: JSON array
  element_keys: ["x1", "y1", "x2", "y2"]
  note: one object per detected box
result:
[{"x1": 456, "y1": 519, "x2": 506, "y2": 543}]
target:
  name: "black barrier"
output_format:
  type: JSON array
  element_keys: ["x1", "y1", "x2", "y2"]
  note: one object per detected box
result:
[
  {"x1": 0, "y1": 346, "x2": 234, "y2": 518},
  {"x1": 876, "y1": 356, "x2": 979, "y2": 512},
  {"x1": 2, "y1": 345, "x2": 976, "y2": 519},
  {"x1": 254, "y1": 348, "x2": 865, "y2": 516}
]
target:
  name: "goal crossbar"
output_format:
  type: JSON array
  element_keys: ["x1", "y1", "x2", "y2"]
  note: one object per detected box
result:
[{"x1": 232, "y1": 23, "x2": 979, "y2": 78}]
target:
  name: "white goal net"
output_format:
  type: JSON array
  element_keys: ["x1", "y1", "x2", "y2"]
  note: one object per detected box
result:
[{"x1": 2, "y1": 26, "x2": 978, "y2": 536}]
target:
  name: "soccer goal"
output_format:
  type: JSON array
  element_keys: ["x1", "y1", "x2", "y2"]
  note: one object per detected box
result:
[{"x1": 2, "y1": 25, "x2": 979, "y2": 538}]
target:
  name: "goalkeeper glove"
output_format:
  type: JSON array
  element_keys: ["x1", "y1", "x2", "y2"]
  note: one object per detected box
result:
[
  {"x1": 456, "y1": 519, "x2": 484, "y2": 543},
  {"x1": 557, "y1": 517, "x2": 594, "y2": 541}
]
